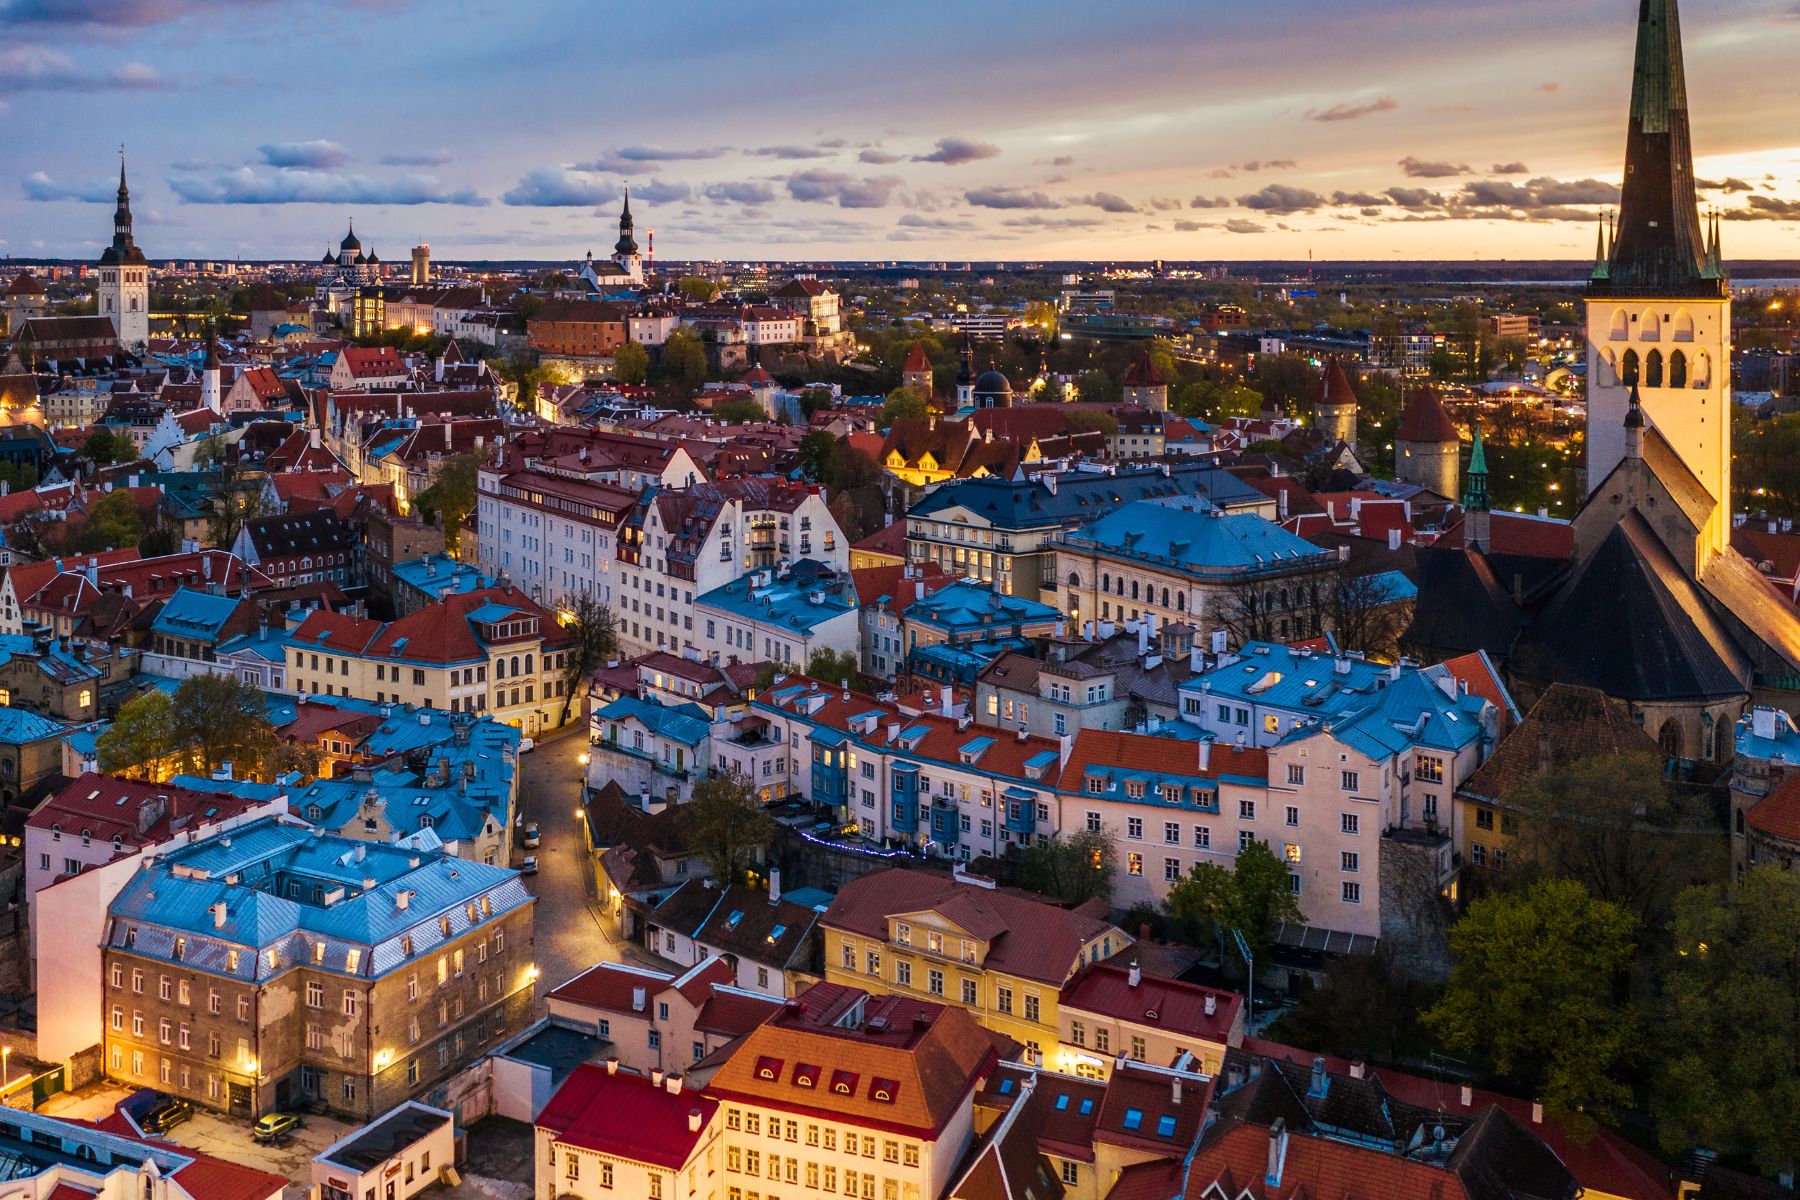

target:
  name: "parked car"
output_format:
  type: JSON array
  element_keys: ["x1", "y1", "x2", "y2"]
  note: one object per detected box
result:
[
  {"x1": 253, "y1": 1112, "x2": 302, "y2": 1142},
  {"x1": 141, "y1": 1097, "x2": 191, "y2": 1133},
  {"x1": 520, "y1": 855, "x2": 538, "y2": 875},
  {"x1": 523, "y1": 821, "x2": 541, "y2": 849}
]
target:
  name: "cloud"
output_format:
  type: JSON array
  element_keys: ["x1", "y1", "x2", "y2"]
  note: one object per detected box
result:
[
  {"x1": 1173, "y1": 219, "x2": 1206, "y2": 232},
  {"x1": 896, "y1": 214, "x2": 978, "y2": 230},
  {"x1": 1190, "y1": 195, "x2": 1230, "y2": 209},
  {"x1": 501, "y1": 165, "x2": 614, "y2": 206},
  {"x1": 1698, "y1": 177, "x2": 1754, "y2": 193},
  {"x1": 633, "y1": 180, "x2": 691, "y2": 204},
  {"x1": 1208, "y1": 168, "x2": 1234, "y2": 179},
  {"x1": 614, "y1": 144, "x2": 727, "y2": 162},
  {"x1": 1399, "y1": 155, "x2": 1470, "y2": 178},
  {"x1": 1491, "y1": 162, "x2": 1530, "y2": 175},
  {"x1": 1535, "y1": 81, "x2": 1561, "y2": 93},
  {"x1": 965, "y1": 186, "x2": 1059, "y2": 210},
  {"x1": 0, "y1": 45, "x2": 168, "y2": 91},
  {"x1": 858, "y1": 149, "x2": 902, "y2": 165},
  {"x1": 1386, "y1": 187, "x2": 1446, "y2": 209},
  {"x1": 1148, "y1": 198, "x2": 1181, "y2": 212},
  {"x1": 1051, "y1": 155, "x2": 1074, "y2": 166},
  {"x1": 998, "y1": 215, "x2": 1103, "y2": 230},
  {"x1": 1238, "y1": 184, "x2": 1326, "y2": 214},
  {"x1": 913, "y1": 136, "x2": 1000, "y2": 165},
  {"x1": 1725, "y1": 195, "x2": 1800, "y2": 220},
  {"x1": 1234, "y1": 160, "x2": 1298, "y2": 172},
  {"x1": 784, "y1": 169, "x2": 903, "y2": 208},
  {"x1": 702, "y1": 181, "x2": 776, "y2": 205},
  {"x1": 1, "y1": 0, "x2": 208, "y2": 26},
  {"x1": 1331, "y1": 190, "x2": 1387, "y2": 206},
  {"x1": 1224, "y1": 219, "x2": 1265, "y2": 234},
  {"x1": 752, "y1": 144, "x2": 835, "y2": 159},
  {"x1": 173, "y1": 167, "x2": 485, "y2": 206},
  {"x1": 573, "y1": 154, "x2": 651, "y2": 174},
  {"x1": 1308, "y1": 95, "x2": 1397, "y2": 122},
  {"x1": 258, "y1": 140, "x2": 351, "y2": 169},
  {"x1": 20, "y1": 170, "x2": 116, "y2": 202},
  {"x1": 380, "y1": 149, "x2": 452, "y2": 167},
  {"x1": 1066, "y1": 191, "x2": 1136, "y2": 213}
]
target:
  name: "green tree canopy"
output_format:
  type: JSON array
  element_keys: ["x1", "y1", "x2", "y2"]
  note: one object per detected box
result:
[
  {"x1": 880, "y1": 385, "x2": 932, "y2": 426},
  {"x1": 413, "y1": 453, "x2": 482, "y2": 556},
  {"x1": 804, "y1": 647, "x2": 859, "y2": 688},
  {"x1": 99, "y1": 675, "x2": 317, "y2": 783},
  {"x1": 679, "y1": 771, "x2": 775, "y2": 885},
  {"x1": 1015, "y1": 828, "x2": 1117, "y2": 906},
  {"x1": 81, "y1": 427, "x2": 136, "y2": 466},
  {"x1": 613, "y1": 339, "x2": 650, "y2": 386},
  {"x1": 676, "y1": 276, "x2": 720, "y2": 302},
  {"x1": 558, "y1": 593, "x2": 618, "y2": 723},
  {"x1": 74, "y1": 488, "x2": 145, "y2": 553},
  {"x1": 1655, "y1": 868, "x2": 1800, "y2": 1171},
  {"x1": 1424, "y1": 879, "x2": 1639, "y2": 1128},
  {"x1": 712, "y1": 396, "x2": 766, "y2": 424},
  {"x1": 1164, "y1": 839, "x2": 1301, "y2": 961},
  {"x1": 662, "y1": 329, "x2": 709, "y2": 396}
]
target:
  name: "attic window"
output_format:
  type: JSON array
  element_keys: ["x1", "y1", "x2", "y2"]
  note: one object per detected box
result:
[
  {"x1": 996, "y1": 1077, "x2": 1015, "y2": 1095},
  {"x1": 1079, "y1": 1097, "x2": 1094, "y2": 1115},
  {"x1": 870, "y1": 1078, "x2": 899, "y2": 1104},
  {"x1": 726, "y1": 910, "x2": 744, "y2": 929},
  {"x1": 1054, "y1": 1093, "x2": 1069, "y2": 1110},
  {"x1": 1122, "y1": 1108, "x2": 1144, "y2": 1132},
  {"x1": 1156, "y1": 1114, "x2": 1177, "y2": 1137},
  {"x1": 755, "y1": 1056, "x2": 784, "y2": 1082},
  {"x1": 793, "y1": 1063, "x2": 820, "y2": 1088},
  {"x1": 766, "y1": 924, "x2": 786, "y2": 944},
  {"x1": 830, "y1": 1070, "x2": 859, "y2": 1096}
]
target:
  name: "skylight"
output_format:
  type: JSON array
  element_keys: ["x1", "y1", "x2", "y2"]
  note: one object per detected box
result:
[{"x1": 1122, "y1": 1108, "x2": 1143, "y2": 1131}]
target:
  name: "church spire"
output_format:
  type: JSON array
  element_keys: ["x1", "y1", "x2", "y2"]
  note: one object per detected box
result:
[
  {"x1": 1463, "y1": 429, "x2": 1490, "y2": 514},
  {"x1": 101, "y1": 149, "x2": 147, "y2": 267},
  {"x1": 1596, "y1": 0, "x2": 1720, "y2": 297},
  {"x1": 613, "y1": 186, "x2": 638, "y2": 257}
]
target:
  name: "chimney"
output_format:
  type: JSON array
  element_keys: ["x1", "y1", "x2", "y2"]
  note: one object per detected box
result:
[
  {"x1": 651, "y1": 1068, "x2": 665, "y2": 1087},
  {"x1": 605, "y1": 1057, "x2": 619, "y2": 1075},
  {"x1": 688, "y1": 1107, "x2": 703, "y2": 1133},
  {"x1": 1387, "y1": 526, "x2": 1401, "y2": 551},
  {"x1": 1349, "y1": 1060, "x2": 1365, "y2": 1080},
  {"x1": 1204, "y1": 994, "x2": 1217, "y2": 1017},
  {"x1": 1266, "y1": 1118, "x2": 1288, "y2": 1188},
  {"x1": 768, "y1": 866, "x2": 782, "y2": 906},
  {"x1": 1308, "y1": 1056, "x2": 1328, "y2": 1098},
  {"x1": 1530, "y1": 1101, "x2": 1543, "y2": 1125},
  {"x1": 1127, "y1": 961, "x2": 1141, "y2": 987},
  {"x1": 211, "y1": 901, "x2": 227, "y2": 929},
  {"x1": 1197, "y1": 740, "x2": 1211, "y2": 772},
  {"x1": 1460, "y1": 1083, "x2": 1473, "y2": 1107},
  {"x1": 396, "y1": 890, "x2": 410, "y2": 911},
  {"x1": 1172, "y1": 1077, "x2": 1183, "y2": 1105}
]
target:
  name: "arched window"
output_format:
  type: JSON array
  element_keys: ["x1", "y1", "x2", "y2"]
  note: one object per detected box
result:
[
  {"x1": 1669, "y1": 350, "x2": 1688, "y2": 389},
  {"x1": 1673, "y1": 309, "x2": 1695, "y2": 341},
  {"x1": 1645, "y1": 349, "x2": 1664, "y2": 388},
  {"x1": 494, "y1": 658, "x2": 506, "y2": 680},
  {"x1": 1129, "y1": 580, "x2": 1139, "y2": 601},
  {"x1": 1621, "y1": 349, "x2": 1640, "y2": 384},
  {"x1": 1658, "y1": 719, "x2": 1683, "y2": 760},
  {"x1": 1640, "y1": 309, "x2": 1661, "y2": 340},
  {"x1": 523, "y1": 654, "x2": 533, "y2": 675},
  {"x1": 1600, "y1": 347, "x2": 1618, "y2": 387},
  {"x1": 1067, "y1": 571, "x2": 1080, "y2": 589},
  {"x1": 1608, "y1": 308, "x2": 1628, "y2": 340},
  {"x1": 1100, "y1": 572, "x2": 1110, "y2": 593},
  {"x1": 1176, "y1": 593, "x2": 1186, "y2": 612},
  {"x1": 510, "y1": 654, "x2": 521, "y2": 676},
  {"x1": 1160, "y1": 587, "x2": 1170, "y2": 609}
]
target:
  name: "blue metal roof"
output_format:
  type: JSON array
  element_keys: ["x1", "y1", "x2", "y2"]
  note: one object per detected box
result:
[
  {"x1": 908, "y1": 462, "x2": 1266, "y2": 531},
  {"x1": 0, "y1": 705, "x2": 67, "y2": 744},
  {"x1": 149, "y1": 587, "x2": 243, "y2": 640},
  {"x1": 392, "y1": 554, "x2": 496, "y2": 598},
  {"x1": 901, "y1": 581, "x2": 1059, "y2": 634},
  {"x1": 595, "y1": 695, "x2": 711, "y2": 747},
  {"x1": 697, "y1": 562, "x2": 855, "y2": 635},
  {"x1": 1061, "y1": 498, "x2": 1332, "y2": 577}
]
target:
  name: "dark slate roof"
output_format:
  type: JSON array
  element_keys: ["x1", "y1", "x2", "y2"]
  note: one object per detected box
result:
[
  {"x1": 242, "y1": 510, "x2": 356, "y2": 558},
  {"x1": 1458, "y1": 683, "x2": 1661, "y2": 805},
  {"x1": 1448, "y1": 1105, "x2": 1581, "y2": 1200},
  {"x1": 1511, "y1": 511, "x2": 1750, "y2": 702},
  {"x1": 1402, "y1": 545, "x2": 1530, "y2": 663},
  {"x1": 909, "y1": 464, "x2": 1265, "y2": 531}
]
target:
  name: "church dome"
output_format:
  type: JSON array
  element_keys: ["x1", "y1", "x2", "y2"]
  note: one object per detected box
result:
[
  {"x1": 365, "y1": 246, "x2": 380, "y2": 264},
  {"x1": 321, "y1": 249, "x2": 338, "y2": 265},
  {"x1": 973, "y1": 369, "x2": 1012, "y2": 405},
  {"x1": 353, "y1": 251, "x2": 369, "y2": 265},
  {"x1": 340, "y1": 224, "x2": 362, "y2": 253}
]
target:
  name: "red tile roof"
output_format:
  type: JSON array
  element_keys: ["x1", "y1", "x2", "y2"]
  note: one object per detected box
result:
[
  {"x1": 339, "y1": 346, "x2": 406, "y2": 378},
  {"x1": 851, "y1": 562, "x2": 953, "y2": 614},
  {"x1": 824, "y1": 867, "x2": 1121, "y2": 987},
  {"x1": 1056, "y1": 729, "x2": 1269, "y2": 789},
  {"x1": 902, "y1": 342, "x2": 932, "y2": 375},
  {"x1": 548, "y1": 961, "x2": 678, "y2": 1012},
  {"x1": 1436, "y1": 510, "x2": 1575, "y2": 559},
  {"x1": 1185, "y1": 1118, "x2": 1469, "y2": 1199},
  {"x1": 852, "y1": 521, "x2": 908, "y2": 558},
  {"x1": 1439, "y1": 651, "x2": 1517, "y2": 732},
  {"x1": 538, "y1": 1063, "x2": 717, "y2": 1170},
  {"x1": 1322, "y1": 359, "x2": 1358, "y2": 409},
  {"x1": 1395, "y1": 387, "x2": 1460, "y2": 443},
  {"x1": 1748, "y1": 773, "x2": 1800, "y2": 841},
  {"x1": 27, "y1": 773, "x2": 272, "y2": 847},
  {"x1": 1059, "y1": 963, "x2": 1241, "y2": 1046},
  {"x1": 1123, "y1": 351, "x2": 1166, "y2": 388},
  {"x1": 1094, "y1": 1060, "x2": 1211, "y2": 1154}
]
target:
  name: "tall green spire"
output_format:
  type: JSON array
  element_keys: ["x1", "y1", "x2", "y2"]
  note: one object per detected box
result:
[{"x1": 1463, "y1": 429, "x2": 1490, "y2": 513}]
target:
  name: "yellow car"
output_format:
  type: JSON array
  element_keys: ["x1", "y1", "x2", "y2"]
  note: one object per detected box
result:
[{"x1": 253, "y1": 1112, "x2": 301, "y2": 1142}]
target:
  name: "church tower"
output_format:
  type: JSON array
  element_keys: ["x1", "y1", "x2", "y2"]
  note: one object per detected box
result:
[
  {"x1": 613, "y1": 187, "x2": 644, "y2": 285},
  {"x1": 1315, "y1": 358, "x2": 1358, "y2": 450},
  {"x1": 954, "y1": 332, "x2": 976, "y2": 410},
  {"x1": 1584, "y1": 0, "x2": 1730, "y2": 557},
  {"x1": 901, "y1": 341, "x2": 934, "y2": 400},
  {"x1": 97, "y1": 154, "x2": 150, "y2": 350}
]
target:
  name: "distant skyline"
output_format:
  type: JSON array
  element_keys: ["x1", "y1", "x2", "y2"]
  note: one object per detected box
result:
[{"x1": 4, "y1": 0, "x2": 1800, "y2": 263}]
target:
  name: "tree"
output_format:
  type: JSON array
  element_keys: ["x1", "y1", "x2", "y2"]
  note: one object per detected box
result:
[
  {"x1": 712, "y1": 396, "x2": 766, "y2": 424},
  {"x1": 1015, "y1": 828, "x2": 1117, "y2": 905},
  {"x1": 1164, "y1": 839, "x2": 1302, "y2": 962},
  {"x1": 1655, "y1": 868, "x2": 1800, "y2": 1172},
  {"x1": 880, "y1": 385, "x2": 931, "y2": 426},
  {"x1": 1022, "y1": 300, "x2": 1059, "y2": 343},
  {"x1": 676, "y1": 276, "x2": 720, "y2": 303},
  {"x1": 679, "y1": 771, "x2": 776, "y2": 885},
  {"x1": 558, "y1": 593, "x2": 619, "y2": 723},
  {"x1": 1074, "y1": 369, "x2": 1120, "y2": 406},
  {"x1": 614, "y1": 339, "x2": 649, "y2": 385},
  {"x1": 1267, "y1": 945, "x2": 1440, "y2": 1065},
  {"x1": 97, "y1": 689, "x2": 177, "y2": 777},
  {"x1": 0, "y1": 461, "x2": 39, "y2": 493},
  {"x1": 1504, "y1": 750, "x2": 1724, "y2": 935},
  {"x1": 413, "y1": 453, "x2": 482, "y2": 557},
  {"x1": 1328, "y1": 565, "x2": 1410, "y2": 662},
  {"x1": 1424, "y1": 879, "x2": 1639, "y2": 1127},
  {"x1": 138, "y1": 521, "x2": 181, "y2": 557},
  {"x1": 169, "y1": 673, "x2": 276, "y2": 778},
  {"x1": 207, "y1": 482, "x2": 268, "y2": 550},
  {"x1": 74, "y1": 489, "x2": 145, "y2": 553},
  {"x1": 797, "y1": 430, "x2": 836, "y2": 484},
  {"x1": 798, "y1": 389, "x2": 835, "y2": 423},
  {"x1": 804, "y1": 647, "x2": 859, "y2": 688},
  {"x1": 81, "y1": 427, "x2": 135, "y2": 466},
  {"x1": 1064, "y1": 408, "x2": 1119, "y2": 438},
  {"x1": 662, "y1": 329, "x2": 709, "y2": 396},
  {"x1": 1213, "y1": 571, "x2": 1324, "y2": 648}
]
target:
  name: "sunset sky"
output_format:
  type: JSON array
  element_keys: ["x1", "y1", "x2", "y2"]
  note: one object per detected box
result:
[{"x1": 4, "y1": 0, "x2": 1800, "y2": 263}]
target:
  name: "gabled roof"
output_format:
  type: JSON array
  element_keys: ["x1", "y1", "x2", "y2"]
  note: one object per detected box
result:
[
  {"x1": 537, "y1": 1063, "x2": 717, "y2": 1170},
  {"x1": 1395, "y1": 386, "x2": 1460, "y2": 444},
  {"x1": 1457, "y1": 683, "x2": 1658, "y2": 805}
]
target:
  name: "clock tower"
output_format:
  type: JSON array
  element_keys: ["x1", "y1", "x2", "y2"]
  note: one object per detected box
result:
[{"x1": 97, "y1": 154, "x2": 150, "y2": 351}]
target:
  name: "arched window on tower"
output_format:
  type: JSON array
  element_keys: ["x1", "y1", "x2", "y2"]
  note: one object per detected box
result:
[
  {"x1": 1673, "y1": 309, "x2": 1695, "y2": 341},
  {"x1": 1640, "y1": 309, "x2": 1661, "y2": 340},
  {"x1": 1608, "y1": 308, "x2": 1628, "y2": 340},
  {"x1": 1645, "y1": 349, "x2": 1664, "y2": 388},
  {"x1": 1600, "y1": 347, "x2": 1619, "y2": 387},
  {"x1": 1621, "y1": 349, "x2": 1640, "y2": 385},
  {"x1": 1692, "y1": 349, "x2": 1711, "y2": 387},
  {"x1": 1669, "y1": 350, "x2": 1688, "y2": 389},
  {"x1": 1658, "y1": 719, "x2": 1683, "y2": 761}
]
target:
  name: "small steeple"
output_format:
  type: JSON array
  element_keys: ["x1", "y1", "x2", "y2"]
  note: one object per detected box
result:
[
  {"x1": 614, "y1": 185, "x2": 639, "y2": 257},
  {"x1": 1463, "y1": 429, "x2": 1490, "y2": 514},
  {"x1": 1590, "y1": 210, "x2": 1610, "y2": 281},
  {"x1": 1624, "y1": 380, "x2": 1646, "y2": 459}
]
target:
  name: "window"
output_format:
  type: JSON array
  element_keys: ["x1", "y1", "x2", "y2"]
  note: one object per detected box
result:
[
  {"x1": 1239, "y1": 830, "x2": 1256, "y2": 852},
  {"x1": 1476, "y1": 807, "x2": 1494, "y2": 831},
  {"x1": 1283, "y1": 843, "x2": 1301, "y2": 864},
  {"x1": 962, "y1": 979, "x2": 978, "y2": 1005},
  {"x1": 1096, "y1": 1027, "x2": 1110, "y2": 1053},
  {"x1": 1341, "y1": 812, "x2": 1360, "y2": 835},
  {"x1": 1342, "y1": 881, "x2": 1362, "y2": 903},
  {"x1": 1286, "y1": 764, "x2": 1304, "y2": 785},
  {"x1": 1341, "y1": 770, "x2": 1360, "y2": 792},
  {"x1": 1285, "y1": 805, "x2": 1299, "y2": 827},
  {"x1": 928, "y1": 969, "x2": 944, "y2": 996},
  {"x1": 1024, "y1": 993, "x2": 1040, "y2": 1022},
  {"x1": 1127, "y1": 852, "x2": 1143, "y2": 876},
  {"x1": 895, "y1": 961, "x2": 912, "y2": 987},
  {"x1": 1086, "y1": 811, "x2": 1102, "y2": 833},
  {"x1": 1193, "y1": 825, "x2": 1211, "y2": 849},
  {"x1": 1126, "y1": 817, "x2": 1143, "y2": 840},
  {"x1": 1341, "y1": 851, "x2": 1360, "y2": 872},
  {"x1": 1164, "y1": 858, "x2": 1181, "y2": 882},
  {"x1": 1062, "y1": 1161, "x2": 1080, "y2": 1185},
  {"x1": 1415, "y1": 754, "x2": 1443, "y2": 784},
  {"x1": 306, "y1": 981, "x2": 323, "y2": 1007},
  {"x1": 1239, "y1": 799, "x2": 1256, "y2": 820},
  {"x1": 1471, "y1": 842, "x2": 1487, "y2": 866},
  {"x1": 996, "y1": 986, "x2": 1013, "y2": 1015},
  {"x1": 1163, "y1": 821, "x2": 1180, "y2": 845}
]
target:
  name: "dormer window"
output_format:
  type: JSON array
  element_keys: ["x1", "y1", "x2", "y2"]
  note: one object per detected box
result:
[{"x1": 895, "y1": 922, "x2": 911, "y2": 946}]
